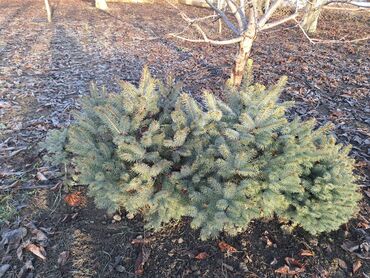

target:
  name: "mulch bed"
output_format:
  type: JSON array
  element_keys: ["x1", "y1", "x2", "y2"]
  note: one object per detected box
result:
[{"x1": 0, "y1": 0, "x2": 369, "y2": 277}]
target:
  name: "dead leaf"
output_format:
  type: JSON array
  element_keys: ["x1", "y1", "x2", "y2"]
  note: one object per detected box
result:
[
  {"x1": 17, "y1": 240, "x2": 27, "y2": 260},
  {"x1": 64, "y1": 192, "x2": 86, "y2": 207},
  {"x1": 275, "y1": 257, "x2": 306, "y2": 275},
  {"x1": 300, "y1": 249, "x2": 314, "y2": 256},
  {"x1": 341, "y1": 241, "x2": 359, "y2": 253},
  {"x1": 275, "y1": 263, "x2": 305, "y2": 275},
  {"x1": 25, "y1": 222, "x2": 48, "y2": 246},
  {"x1": 195, "y1": 252, "x2": 209, "y2": 260},
  {"x1": 352, "y1": 260, "x2": 362, "y2": 274},
  {"x1": 285, "y1": 257, "x2": 304, "y2": 268},
  {"x1": 0, "y1": 227, "x2": 27, "y2": 253},
  {"x1": 358, "y1": 222, "x2": 370, "y2": 229},
  {"x1": 0, "y1": 264, "x2": 11, "y2": 278},
  {"x1": 57, "y1": 251, "x2": 69, "y2": 267},
  {"x1": 336, "y1": 258, "x2": 347, "y2": 270},
  {"x1": 113, "y1": 214, "x2": 121, "y2": 222},
  {"x1": 36, "y1": 172, "x2": 48, "y2": 181},
  {"x1": 218, "y1": 241, "x2": 237, "y2": 254},
  {"x1": 135, "y1": 246, "x2": 150, "y2": 275},
  {"x1": 275, "y1": 265, "x2": 290, "y2": 274},
  {"x1": 25, "y1": 243, "x2": 47, "y2": 260},
  {"x1": 262, "y1": 235, "x2": 274, "y2": 247}
]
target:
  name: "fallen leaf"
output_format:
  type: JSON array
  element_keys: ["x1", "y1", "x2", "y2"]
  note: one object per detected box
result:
[
  {"x1": 262, "y1": 235, "x2": 274, "y2": 247},
  {"x1": 218, "y1": 241, "x2": 237, "y2": 253},
  {"x1": 195, "y1": 252, "x2": 209, "y2": 260},
  {"x1": 0, "y1": 227, "x2": 27, "y2": 253},
  {"x1": 341, "y1": 241, "x2": 359, "y2": 253},
  {"x1": 275, "y1": 257, "x2": 306, "y2": 275},
  {"x1": 25, "y1": 243, "x2": 47, "y2": 260},
  {"x1": 300, "y1": 249, "x2": 314, "y2": 256},
  {"x1": 358, "y1": 222, "x2": 369, "y2": 229},
  {"x1": 352, "y1": 260, "x2": 362, "y2": 273},
  {"x1": 336, "y1": 258, "x2": 347, "y2": 270},
  {"x1": 0, "y1": 264, "x2": 10, "y2": 278},
  {"x1": 25, "y1": 222, "x2": 48, "y2": 245},
  {"x1": 64, "y1": 192, "x2": 86, "y2": 207},
  {"x1": 36, "y1": 172, "x2": 48, "y2": 181},
  {"x1": 285, "y1": 257, "x2": 304, "y2": 269},
  {"x1": 275, "y1": 263, "x2": 305, "y2": 275},
  {"x1": 135, "y1": 246, "x2": 150, "y2": 275},
  {"x1": 113, "y1": 214, "x2": 121, "y2": 222},
  {"x1": 57, "y1": 251, "x2": 69, "y2": 267},
  {"x1": 275, "y1": 265, "x2": 290, "y2": 274}
]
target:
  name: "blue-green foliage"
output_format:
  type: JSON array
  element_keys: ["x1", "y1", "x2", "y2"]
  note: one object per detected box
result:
[{"x1": 42, "y1": 63, "x2": 361, "y2": 240}]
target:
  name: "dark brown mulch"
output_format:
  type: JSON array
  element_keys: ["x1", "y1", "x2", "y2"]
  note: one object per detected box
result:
[{"x1": 0, "y1": 0, "x2": 369, "y2": 277}]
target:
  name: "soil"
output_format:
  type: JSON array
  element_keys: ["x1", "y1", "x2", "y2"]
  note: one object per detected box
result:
[{"x1": 0, "y1": 0, "x2": 369, "y2": 277}]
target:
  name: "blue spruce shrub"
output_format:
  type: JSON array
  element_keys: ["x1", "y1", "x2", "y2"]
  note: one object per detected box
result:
[{"x1": 42, "y1": 62, "x2": 361, "y2": 240}]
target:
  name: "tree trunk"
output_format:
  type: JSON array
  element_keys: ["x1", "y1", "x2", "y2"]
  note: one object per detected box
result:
[
  {"x1": 96, "y1": 0, "x2": 108, "y2": 10},
  {"x1": 229, "y1": 36, "x2": 254, "y2": 87},
  {"x1": 217, "y1": 0, "x2": 224, "y2": 34},
  {"x1": 302, "y1": 2, "x2": 322, "y2": 33},
  {"x1": 264, "y1": 0, "x2": 270, "y2": 13},
  {"x1": 44, "y1": 0, "x2": 52, "y2": 22}
]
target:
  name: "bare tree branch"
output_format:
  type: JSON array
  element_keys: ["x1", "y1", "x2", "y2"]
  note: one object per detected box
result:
[
  {"x1": 44, "y1": 0, "x2": 52, "y2": 22},
  {"x1": 260, "y1": 12, "x2": 299, "y2": 30},
  {"x1": 295, "y1": 18, "x2": 370, "y2": 44},
  {"x1": 204, "y1": 0, "x2": 241, "y2": 34},
  {"x1": 224, "y1": 0, "x2": 247, "y2": 31},
  {"x1": 312, "y1": 36, "x2": 370, "y2": 43},
  {"x1": 295, "y1": 18, "x2": 317, "y2": 43},
  {"x1": 258, "y1": 0, "x2": 284, "y2": 27},
  {"x1": 168, "y1": 33, "x2": 244, "y2": 45}
]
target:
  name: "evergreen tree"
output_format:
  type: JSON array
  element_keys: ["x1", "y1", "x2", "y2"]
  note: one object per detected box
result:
[{"x1": 42, "y1": 62, "x2": 361, "y2": 240}]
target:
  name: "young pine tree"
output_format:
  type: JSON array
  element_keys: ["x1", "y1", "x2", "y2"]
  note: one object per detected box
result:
[{"x1": 42, "y1": 63, "x2": 360, "y2": 240}]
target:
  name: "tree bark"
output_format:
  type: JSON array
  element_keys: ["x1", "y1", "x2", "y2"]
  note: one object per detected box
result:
[
  {"x1": 95, "y1": 0, "x2": 108, "y2": 10},
  {"x1": 44, "y1": 0, "x2": 52, "y2": 22},
  {"x1": 264, "y1": 0, "x2": 270, "y2": 13},
  {"x1": 302, "y1": 2, "x2": 322, "y2": 33},
  {"x1": 229, "y1": 35, "x2": 254, "y2": 87}
]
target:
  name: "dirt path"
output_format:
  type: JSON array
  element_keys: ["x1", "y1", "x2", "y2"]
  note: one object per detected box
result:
[{"x1": 0, "y1": 0, "x2": 369, "y2": 277}]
